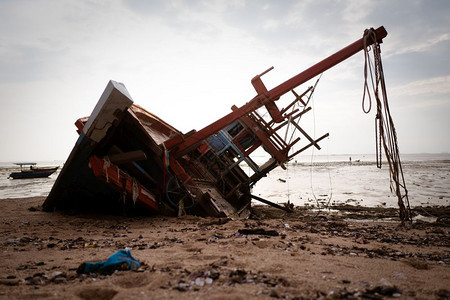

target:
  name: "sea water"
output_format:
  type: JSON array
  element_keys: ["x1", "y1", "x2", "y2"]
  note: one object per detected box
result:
[
  {"x1": 0, "y1": 154, "x2": 448, "y2": 208},
  {"x1": 250, "y1": 153, "x2": 450, "y2": 208}
]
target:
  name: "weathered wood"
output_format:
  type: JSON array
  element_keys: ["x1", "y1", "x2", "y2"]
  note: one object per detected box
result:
[
  {"x1": 108, "y1": 150, "x2": 147, "y2": 164},
  {"x1": 251, "y1": 194, "x2": 292, "y2": 213}
]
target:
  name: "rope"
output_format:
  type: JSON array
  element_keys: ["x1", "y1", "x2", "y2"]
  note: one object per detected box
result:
[
  {"x1": 308, "y1": 81, "x2": 319, "y2": 208},
  {"x1": 285, "y1": 76, "x2": 322, "y2": 209},
  {"x1": 309, "y1": 138, "x2": 333, "y2": 212},
  {"x1": 362, "y1": 28, "x2": 412, "y2": 224},
  {"x1": 286, "y1": 163, "x2": 291, "y2": 205},
  {"x1": 287, "y1": 74, "x2": 322, "y2": 146},
  {"x1": 306, "y1": 80, "x2": 333, "y2": 212},
  {"x1": 324, "y1": 138, "x2": 333, "y2": 209}
]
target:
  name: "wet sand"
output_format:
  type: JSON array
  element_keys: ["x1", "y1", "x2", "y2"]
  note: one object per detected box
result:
[{"x1": 0, "y1": 197, "x2": 449, "y2": 299}]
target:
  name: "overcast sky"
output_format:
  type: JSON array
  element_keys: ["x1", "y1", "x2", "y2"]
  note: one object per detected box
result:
[{"x1": 1, "y1": 0, "x2": 449, "y2": 162}]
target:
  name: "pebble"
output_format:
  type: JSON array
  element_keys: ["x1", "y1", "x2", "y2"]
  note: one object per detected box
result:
[
  {"x1": 0, "y1": 279, "x2": 20, "y2": 286},
  {"x1": 393, "y1": 273, "x2": 406, "y2": 280},
  {"x1": 205, "y1": 277, "x2": 213, "y2": 285},
  {"x1": 195, "y1": 277, "x2": 205, "y2": 287}
]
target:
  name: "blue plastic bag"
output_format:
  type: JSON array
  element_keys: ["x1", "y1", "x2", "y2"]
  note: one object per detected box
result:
[{"x1": 77, "y1": 249, "x2": 141, "y2": 274}]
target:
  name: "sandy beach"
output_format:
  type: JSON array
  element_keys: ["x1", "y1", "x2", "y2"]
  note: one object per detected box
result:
[{"x1": 0, "y1": 196, "x2": 448, "y2": 299}]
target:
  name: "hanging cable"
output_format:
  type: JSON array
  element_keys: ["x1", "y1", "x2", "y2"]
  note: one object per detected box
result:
[
  {"x1": 324, "y1": 137, "x2": 333, "y2": 210},
  {"x1": 287, "y1": 74, "x2": 322, "y2": 146},
  {"x1": 286, "y1": 162, "x2": 291, "y2": 205},
  {"x1": 305, "y1": 77, "x2": 332, "y2": 211},
  {"x1": 309, "y1": 104, "x2": 320, "y2": 210},
  {"x1": 362, "y1": 28, "x2": 412, "y2": 224}
]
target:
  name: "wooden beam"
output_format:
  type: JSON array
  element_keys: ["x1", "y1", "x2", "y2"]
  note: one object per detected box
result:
[
  {"x1": 251, "y1": 194, "x2": 292, "y2": 213},
  {"x1": 108, "y1": 150, "x2": 147, "y2": 164}
]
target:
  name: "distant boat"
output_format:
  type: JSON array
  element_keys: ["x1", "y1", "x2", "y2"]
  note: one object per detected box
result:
[{"x1": 9, "y1": 163, "x2": 58, "y2": 179}]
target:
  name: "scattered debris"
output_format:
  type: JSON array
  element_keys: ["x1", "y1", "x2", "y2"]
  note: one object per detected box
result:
[
  {"x1": 1, "y1": 202, "x2": 449, "y2": 298},
  {"x1": 0, "y1": 278, "x2": 20, "y2": 286},
  {"x1": 238, "y1": 228, "x2": 279, "y2": 236},
  {"x1": 77, "y1": 249, "x2": 141, "y2": 274}
]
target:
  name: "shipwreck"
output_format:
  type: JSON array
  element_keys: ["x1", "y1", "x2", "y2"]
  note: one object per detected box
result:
[{"x1": 43, "y1": 26, "x2": 411, "y2": 222}]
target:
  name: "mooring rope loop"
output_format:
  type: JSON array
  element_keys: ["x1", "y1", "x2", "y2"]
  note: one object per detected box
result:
[{"x1": 362, "y1": 28, "x2": 412, "y2": 224}]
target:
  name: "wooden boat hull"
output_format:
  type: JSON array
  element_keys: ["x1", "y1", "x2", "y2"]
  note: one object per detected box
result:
[
  {"x1": 43, "y1": 81, "x2": 253, "y2": 217},
  {"x1": 42, "y1": 79, "x2": 322, "y2": 217},
  {"x1": 43, "y1": 73, "x2": 327, "y2": 217}
]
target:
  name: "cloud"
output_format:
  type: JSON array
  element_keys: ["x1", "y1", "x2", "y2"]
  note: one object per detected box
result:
[
  {"x1": 389, "y1": 75, "x2": 450, "y2": 108},
  {"x1": 389, "y1": 33, "x2": 450, "y2": 56}
]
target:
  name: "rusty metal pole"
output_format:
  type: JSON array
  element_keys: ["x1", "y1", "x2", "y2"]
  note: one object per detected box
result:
[{"x1": 166, "y1": 26, "x2": 388, "y2": 156}]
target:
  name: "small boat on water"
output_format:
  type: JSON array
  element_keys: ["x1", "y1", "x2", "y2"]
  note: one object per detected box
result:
[{"x1": 9, "y1": 163, "x2": 58, "y2": 179}]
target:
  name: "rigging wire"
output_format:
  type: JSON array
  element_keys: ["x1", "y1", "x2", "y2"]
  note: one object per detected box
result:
[
  {"x1": 309, "y1": 88, "x2": 320, "y2": 209},
  {"x1": 362, "y1": 28, "x2": 412, "y2": 224},
  {"x1": 323, "y1": 137, "x2": 334, "y2": 209},
  {"x1": 287, "y1": 74, "x2": 323, "y2": 146},
  {"x1": 304, "y1": 76, "x2": 333, "y2": 212},
  {"x1": 284, "y1": 75, "x2": 324, "y2": 207},
  {"x1": 280, "y1": 74, "x2": 331, "y2": 212},
  {"x1": 286, "y1": 162, "x2": 291, "y2": 205}
]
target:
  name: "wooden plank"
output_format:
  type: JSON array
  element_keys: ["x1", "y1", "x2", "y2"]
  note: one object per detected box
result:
[
  {"x1": 251, "y1": 194, "x2": 292, "y2": 213},
  {"x1": 108, "y1": 150, "x2": 147, "y2": 164}
]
